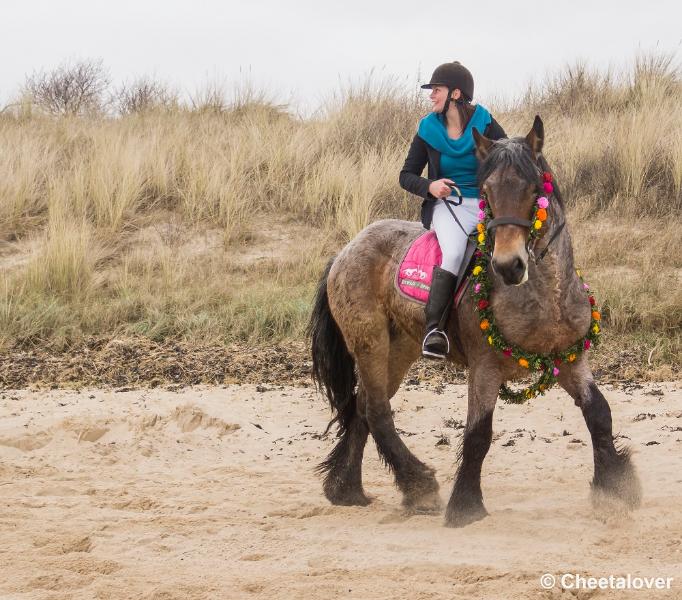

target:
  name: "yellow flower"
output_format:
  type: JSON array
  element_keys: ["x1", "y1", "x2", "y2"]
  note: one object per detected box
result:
[
  {"x1": 477, "y1": 232, "x2": 486, "y2": 243},
  {"x1": 575, "y1": 269, "x2": 582, "y2": 277},
  {"x1": 477, "y1": 223, "x2": 485, "y2": 233},
  {"x1": 480, "y1": 319, "x2": 490, "y2": 331},
  {"x1": 568, "y1": 353, "x2": 577, "y2": 362},
  {"x1": 539, "y1": 384, "x2": 547, "y2": 391},
  {"x1": 518, "y1": 358, "x2": 529, "y2": 368},
  {"x1": 592, "y1": 324, "x2": 600, "y2": 334},
  {"x1": 472, "y1": 266, "x2": 482, "y2": 276},
  {"x1": 592, "y1": 311, "x2": 601, "y2": 321},
  {"x1": 525, "y1": 389, "x2": 532, "y2": 398},
  {"x1": 487, "y1": 335, "x2": 493, "y2": 345},
  {"x1": 533, "y1": 220, "x2": 542, "y2": 230}
]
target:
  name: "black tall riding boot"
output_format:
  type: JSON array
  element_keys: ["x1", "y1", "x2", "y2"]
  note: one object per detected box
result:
[{"x1": 422, "y1": 266, "x2": 458, "y2": 359}]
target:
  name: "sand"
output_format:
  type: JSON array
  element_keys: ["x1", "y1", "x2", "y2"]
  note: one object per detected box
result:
[{"x1": 0, "y1": 381, "x2": 680, "y2": 599}]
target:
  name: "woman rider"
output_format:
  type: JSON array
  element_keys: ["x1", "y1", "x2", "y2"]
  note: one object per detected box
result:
[{"x1": 399, "y1": 61, "x2": 507, "y2": 359}]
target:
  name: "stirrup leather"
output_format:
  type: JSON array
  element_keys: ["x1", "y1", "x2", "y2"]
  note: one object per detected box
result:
[{"x1": 421, "y1": 327, "x2": 450, "y2": 358}]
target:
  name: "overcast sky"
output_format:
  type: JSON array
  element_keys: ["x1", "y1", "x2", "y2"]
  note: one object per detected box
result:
[{"x1": 2, "y1": 0, "x2": 680, "y2": 113}]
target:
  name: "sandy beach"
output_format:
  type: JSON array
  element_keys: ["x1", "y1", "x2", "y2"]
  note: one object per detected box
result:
[{"x1": 1, "y1": 381, "x2": 680, "y2": 599}]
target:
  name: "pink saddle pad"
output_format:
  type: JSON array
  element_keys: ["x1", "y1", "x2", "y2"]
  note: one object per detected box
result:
[
  {"x1": 396, "y1": 231, "x2": 442, "y2": 303},
  {"x1": 396, "y1": 230, "x2": 469, "y2": 305}
]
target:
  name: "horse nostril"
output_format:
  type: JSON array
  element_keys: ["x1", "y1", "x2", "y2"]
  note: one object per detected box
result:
[{"x1": 513, "y1": 257, "x2": 524, "y2": 274}]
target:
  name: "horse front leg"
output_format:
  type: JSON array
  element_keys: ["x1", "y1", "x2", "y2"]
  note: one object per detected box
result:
[
  {"x1": 445, "y1": 362, "x2": 500, "y2": 527},
  {"x1": 558, "y1": 358, "x2": 641, "y2": 509}
]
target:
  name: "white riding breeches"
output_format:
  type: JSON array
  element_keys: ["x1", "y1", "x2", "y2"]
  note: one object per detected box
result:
[{"x1": 430, "y1": 196, "x2": 480, "y2": 276}]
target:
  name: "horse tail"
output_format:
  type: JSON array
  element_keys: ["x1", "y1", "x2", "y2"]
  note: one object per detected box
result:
[{"x1": 307, "y1": 257, "x2": 357, "y2": 437}]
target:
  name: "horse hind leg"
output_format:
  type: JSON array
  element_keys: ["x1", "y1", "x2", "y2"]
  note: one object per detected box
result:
[
  {"x1": 359, "y1": 326, "x2": 441, "y2": 513},
  {"x1": 317, "y1": 408, "x2": 372, "y2": 506},
  {"x1": 310, "y1": 259, "x2": 371, "y2": 506}
]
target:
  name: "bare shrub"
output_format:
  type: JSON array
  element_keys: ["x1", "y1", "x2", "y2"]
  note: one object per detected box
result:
[
  {"x1": 114, "y1": 77, "x2": 179, "y2": 115},
  {"x1": 23, "y1": 59, "x2": 110, "y2": 116}
]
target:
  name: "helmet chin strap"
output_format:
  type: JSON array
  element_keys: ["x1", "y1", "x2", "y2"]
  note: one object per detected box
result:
[{"x1": 441, "y1": 89, "x2": 454, "y2": 116}]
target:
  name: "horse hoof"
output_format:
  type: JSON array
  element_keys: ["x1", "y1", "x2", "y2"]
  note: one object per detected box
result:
[
  {"x1": 326, "y1": 489, "x2": 373, "y2": 507},
  {"x1": 403, "y1": 491, "x2": 442, "y2": 515},
  {"x1": 444, "y1": 504, "x2": 488, "y2": 528},
  {"x1": 592, "y1": 456, "x2": 642, "y2": 510}
]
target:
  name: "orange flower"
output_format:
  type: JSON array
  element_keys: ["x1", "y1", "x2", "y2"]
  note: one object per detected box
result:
[
  {"x1": 568, "y1": 353, "x2": 577, "y2": 362},
  {"x1": 592, "y1": 311, "x2": 601, "y2": 321},
  {"x1": 477, "y1": 223, "x2": 485, "y2": 233},
  {"x1": 536, "y1": 208, "x2": 547, "y2": 221},
  {"x1": 480, "y1": 319, "x2": 490, "y2": 331},
  {"x1": 518, "y1": 358, "x2": 529, "y2": 368}
]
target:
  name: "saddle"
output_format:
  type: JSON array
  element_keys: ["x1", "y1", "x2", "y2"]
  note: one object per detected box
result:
[{"x1": 395, "y1": 230, "x2": 476, "y2": 307}]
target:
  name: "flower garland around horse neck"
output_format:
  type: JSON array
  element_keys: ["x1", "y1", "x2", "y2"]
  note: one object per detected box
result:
[{"x1": 472, "y1": 171, "x2": 602, "y2": 404}]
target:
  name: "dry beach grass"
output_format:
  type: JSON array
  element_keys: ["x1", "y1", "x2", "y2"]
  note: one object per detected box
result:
[{"x1": 0, "y1": 54, "x2": 680, "y2": 383}]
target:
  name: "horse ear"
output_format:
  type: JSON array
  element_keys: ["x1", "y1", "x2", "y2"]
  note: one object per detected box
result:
[
  {"x1": 525, "y1": 115, "x2": 544, "y2": 155},
  {"x1": 472, "y1": 127, "x2": 493, "y2": 160}
]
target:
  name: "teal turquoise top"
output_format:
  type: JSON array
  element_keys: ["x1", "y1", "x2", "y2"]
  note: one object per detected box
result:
[{"x1": 417, "y1": 104, "x2": 492, "y2": 198}]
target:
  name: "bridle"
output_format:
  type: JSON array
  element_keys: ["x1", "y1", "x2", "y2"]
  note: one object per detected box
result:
[
  {"x1": 484, "y1": 201, "x2": 565, "y2": 264},
  {"x1": 479, "y1": 163, "x2": 566, "y2": 263}
]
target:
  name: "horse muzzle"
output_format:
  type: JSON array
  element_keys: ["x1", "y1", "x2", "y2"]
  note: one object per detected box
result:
[{"x1": 492, "y1": 255, "x2": 528, "y2": 286}]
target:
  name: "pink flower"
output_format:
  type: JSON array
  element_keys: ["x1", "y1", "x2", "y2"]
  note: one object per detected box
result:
[
  {"x1": 584, "y1": 339, "x2": 591, "y2": 350},
  {"x1": 583, "y1": 283, "x2": 589, "y2": 291},
  {"x1": 478, "y1": 200, "x2": 486, "y2": 209},
  {"x1": 552, "y1": 367, "x2": 560, "y2": 376},
  {"x1": 543, "y1": 182, "x2": 554, "y2": 194},
  {"x1": 474, "y1": 283, "x2": 481, "y2": 293},
  {"x1": 537, "y1": 196, "x2": 549, "y2": 209},
  {"x1": 478, "y1": 210, "x2": 486, "y2": 220}
]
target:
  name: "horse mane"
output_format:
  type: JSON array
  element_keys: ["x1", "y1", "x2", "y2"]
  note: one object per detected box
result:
[{"x1": 478, "y1": 137, "x2": 565, "y2": 210}]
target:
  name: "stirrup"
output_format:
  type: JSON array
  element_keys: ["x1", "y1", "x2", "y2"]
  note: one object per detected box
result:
[{"x1": 421, "y1": 328, "x2": 450, "y2": 359}]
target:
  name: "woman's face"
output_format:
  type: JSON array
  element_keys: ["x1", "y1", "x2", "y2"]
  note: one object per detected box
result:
[{"x1": 429, "y1": 86, "x2": 461, "y2": 112}]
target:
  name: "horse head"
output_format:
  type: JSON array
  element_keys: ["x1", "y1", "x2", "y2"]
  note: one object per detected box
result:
[{"x1": 473, "y1": 116, "x2": 550, "y2": 286}]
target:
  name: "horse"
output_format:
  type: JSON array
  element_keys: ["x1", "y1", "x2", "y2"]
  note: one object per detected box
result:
[{"x1": 308, "y1": 116, "x2": 641, "y2": 527}]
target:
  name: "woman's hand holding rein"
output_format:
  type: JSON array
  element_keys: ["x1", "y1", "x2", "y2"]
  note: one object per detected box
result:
[{"x1": 428, "y1": 178, "x2": 455, "y2": 199}]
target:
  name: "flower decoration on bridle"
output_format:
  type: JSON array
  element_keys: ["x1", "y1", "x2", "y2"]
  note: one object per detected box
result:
[{"x1": 472, "y1": 171, "x2": 602, "y2": 404}]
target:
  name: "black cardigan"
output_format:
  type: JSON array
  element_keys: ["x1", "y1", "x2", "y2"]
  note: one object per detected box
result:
[{"x1": 399, "y1": 117, "x2": 507, "y2": 229}]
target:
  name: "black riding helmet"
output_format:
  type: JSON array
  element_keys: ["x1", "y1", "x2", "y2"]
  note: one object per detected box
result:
[{"x1": 421, "y1": 61, "x2": 474, "y2": 115}]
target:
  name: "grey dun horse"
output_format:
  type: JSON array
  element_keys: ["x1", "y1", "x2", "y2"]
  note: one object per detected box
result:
[{"x1": 308, "y1": 117, "x2": 641, "y2": 527}]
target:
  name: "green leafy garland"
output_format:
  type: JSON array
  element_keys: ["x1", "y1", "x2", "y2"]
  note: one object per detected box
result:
[{"x1": 471, "y1": 172, "x2": 602, "y2": 404}]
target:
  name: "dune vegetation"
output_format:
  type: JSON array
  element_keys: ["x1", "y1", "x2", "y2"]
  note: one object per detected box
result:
[{"x1": 0, "y1": 54, "x2": 680, "y2": 381}]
